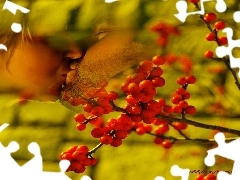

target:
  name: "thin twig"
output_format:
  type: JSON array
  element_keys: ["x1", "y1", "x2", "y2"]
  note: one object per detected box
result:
[
  {"x1": 194, "y1": 3, "x2": 240, "y2": 90},
  {"x1": 88, "y1": 143, "x2": 104, "y2": 156},
  {"x1": 157, "y1": 114, "x2": 240, "y2": 136},
  {"x1": 147, "y1": 131, "x2": 238, "y2": 143}
]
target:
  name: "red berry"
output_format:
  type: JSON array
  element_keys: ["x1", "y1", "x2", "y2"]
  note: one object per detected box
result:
[
  {"x1": 206, "y1": 32, "x2": 216, "y2": 41},
  {"x1": 154, "y1": 137, "x2": 164, "y2": 144},
  {"x1": 131, "y1": 115, "x2": 142, "y2": 123},
  {"x1": 108, "y1": 91, "x2": 118, "y2": 100},
  {"x1": 163, "y1": 105, "x2": 172, "y2": 113},
  {"x1": 141, "y1": 109, "x2": 155, "y2": 119},
  {"x1": 110, "y1": 138, "x2": 122, "y2": 147},
  {"x1": 130, "y1": 73, "x2": 146, "y2": 84},
  {"x1": 139, "y1": 80, "x2": 154, "y2": 91},
  {"x1": 156, "y1": 98, "x2": 166, "y2": 106},
  {"x1": 204, "y1": 50, "x2": 214, "y2": 58},
  {"x1": 137, "y1": 60, "x2": 153, "y2": 73},
  {"x1": 126, "y1": 94, "x2": 138, "y2": 104},
  {"x1": 144, "y1": 124, "x2": 153, "y2": 132},
  {"x1": 76, "y1": 145, "x2": 89, "y2": 154},
  {"x1": 203, "y1": 174, "x2": 216, "y2": 180},
  {"x1": 152, "y1": 55, "x2": 165, "y2": 65},
  {"x1": 90, "y1": 158, "x2": 98, "y2": 166},
  {"x1": 204, "y1": 13, "x2": 217, "y2": 23},
  {"x1": 126, "y1": 104, "x2": 142, "y2": 115},
  {"x1": 60, "y1": 152, "x2": 73, "y2": 161},
  {"x1": 97, "y1": 98, "x2": 110, "y2": 107},
  {"x1": 172, "y1": 122, "x2": 188, "y2": 130},
  {"x1": 91, "y1": 128, "x2": 104, "y2": 138},
  {"x1": 91, "y1": 106, "x2": 105, "y2": 116},
  {"x1": 76, "y1": 123, "x2": 86, "y2": 131},
  {"x1": 178, "y1": 100, "x2": 188, "y2": 108},
  {"x1": 189, "y1": 0, "x2": 200, "y2": 3},
  {"x1": 128, "y1": 83, "x2": 141, "y2": 93},
  {"x1": 176, "y1": 88, "x2": 186, "y2": 95},
  {"x1": 218, "y1": 36, "x2": 228, "y2": 45},
  {"x1": 121, "y1": 81, "x2": 130, "y2": 93},
  {"x1": 172, "y1": 105, "x2": 183, "y2": 113},
  {"x1": 103, "y1": 126, "x2": 111, "y2": 134},
  {"x1": 100, "y1": 134, "x2": 113, "y2": 144},
  {"x1": 107, "y1": 118, "x2": 121, "y2": 130},
  {"x1": 151, "y1": 67, "x2": 163, "y2": 77},
  {"x1": 74, "y1": 113, "x2": 86, "y2": 123},
  {"x1": 134, "y1": 92, "x2": 152, "y2": 103},
  {"x1": 186, "y1": 75, "x2": 196, "y2": 84},
  {"x1": 185, "y1": 105, "x2": 196, "y2": 114},
  {"x1": 182, "y1": 92, "x2": 190, "y2": 99},
  {"x1": 72, "y1": 151, "x2": 87, "y2": 161},
  {"x1": 83, "y1": 103, "x2": 93, "y2": 113},
  {"x1": 135, "y1": 127, "x2": 146, "y2": 135},
  {"x1": 67, "y1": 145, "x2": 78, "y2": 154},
  {"x1": 171, "y1": 95, "x2": 182, "y2": 104},
  {"x1": 155, "y1": 124, "x2": 169, "y2": 134},
  {"x1": 115, "y1": 130, "x2": 128, "y2": 139},
  {"x1": 162, "y1": 140, "x2": 172, "y2": 149},
  {"x1": 82, "y1": 158, "x2": 92, "y2": 166},
  {"x1": 152, "y1": 77, "x2": 165, "y2": 87},
  {"x1": 214, "y1": 20, "x2": 226, "y2": 30},
  {"x1": 70, "y1": 161, "x2": 85, "y2": 173},
  {"x1": 177, "y1": 77, "x2": 187, "y2": 85},
  {"x1": 103, "y1": 105, "x2": 112, "y2": 114},
  {"x1": 196, "y1": 174, "x2": 204, "y2": 180},
  {"x1": 143, "y1": 117, "x2": 155, "y2": 124},
  {"x1": 146, "y1": 100, "x2": 162, "y2": 113}
]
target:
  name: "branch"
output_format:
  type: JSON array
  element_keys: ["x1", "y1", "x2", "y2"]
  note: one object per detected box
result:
[
  {"x1": 156, "y1": 114, "x2": 240, "y2": 136},
  {"x1": 147, "y1": 132, "x2": 238, "y2": 144},
  {"x1": 195, "y1": 3, "x2": 240, "y2": 90}
]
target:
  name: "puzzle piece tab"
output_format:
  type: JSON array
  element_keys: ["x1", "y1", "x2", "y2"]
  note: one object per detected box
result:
[
  {"x1": 0, "y1": 124, "x2": 73, "y2": 180},
  {"x1": 215, "y1": 27, "x2": 240, "y2": 78},
  {"x1": 175, "y1": 0, "x2": 227, "y2": 22},
  {"x1": 204, "y1": 132, "x2": 240, "y2": 180},
  {"x1": 155, "y1": 165, "x2": 190, "y2": 180},
  {"x1": 233, "y1": 11, "x2": 240, "y2": 23}
]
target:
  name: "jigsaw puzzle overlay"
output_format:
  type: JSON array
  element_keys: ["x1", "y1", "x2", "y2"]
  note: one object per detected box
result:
[
  {"x1": 0, "y1": 0, "x2": 30, "y2": 51},
  {"x1": 0, "y1": 124, "x2": 74, "y2": 180},
  {"x1": 175, "y1": 0, "x2": 240, "y2": 78},
  {"x1": 2, "y1": 122, "x2": 239, "y2": 180},
  {"x1": 157, "y1": 132, "x2": 240, "y2": 180},
  {"x1": 1, "y1": 0, "x2": 240, "y2": 179}
]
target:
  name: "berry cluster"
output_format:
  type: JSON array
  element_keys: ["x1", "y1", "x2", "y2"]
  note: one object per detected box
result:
[
  {"x1": 196, "y1": 173, "x2": 217, "y2": 180},
  {"x1": 60, "y1": 145, "x2": 98, "y2": 173},
  {"x1": 171, "y1": 75, "x2": 196, "y2": 115},
  {"x1": 60, "y1": 55, "x2": 197, "y2": 173},
  {"x1": 121, "y1": 56, "x2": 166, "y2": 123},
  {"x1": 91, "y1": 114, "x2": 132, "y2": 147},
  {"x1": 202, "y1": 13, "x2": 227, "y2": 59},
  {"x1": 150, "y1": 22, "x2": 180, "y2": 47}
]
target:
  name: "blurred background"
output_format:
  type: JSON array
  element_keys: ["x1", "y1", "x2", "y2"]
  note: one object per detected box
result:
[{"x1": 0, "y1": 0, "x2": 240, "y2": 179}]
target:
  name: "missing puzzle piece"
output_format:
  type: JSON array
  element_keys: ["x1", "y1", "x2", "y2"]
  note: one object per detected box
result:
[
  {"x1": 204, "y1": 132, "x2": 240, "y2": 180},
  {"x1": 215, "y1": 27, "x2": 240, "y2": 78}
]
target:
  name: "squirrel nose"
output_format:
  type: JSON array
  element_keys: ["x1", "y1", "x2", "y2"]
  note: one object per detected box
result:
[{"x1": 69, "y1": 61, "x2": 78, "y2": 70}]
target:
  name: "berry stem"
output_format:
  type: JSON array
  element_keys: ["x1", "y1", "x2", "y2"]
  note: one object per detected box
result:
[
  {"x1": 147, "y1": 131, "x2": 238, "y2": 143},
  {"x1": 88, "y1": 143, "x2": 104, "y2": 156},
  {"x1": 156, "y1": 114, "x2": 240, "y2": 136},
  {"x1": 169, "y1": 123, "x2": 190, "y2": 140},
  {"x1": 109, "y1": 101, "x2": 126, "y2": 113},
  {"x1": 193, "y1": 3, "x2": 240, "y2": 90}
]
